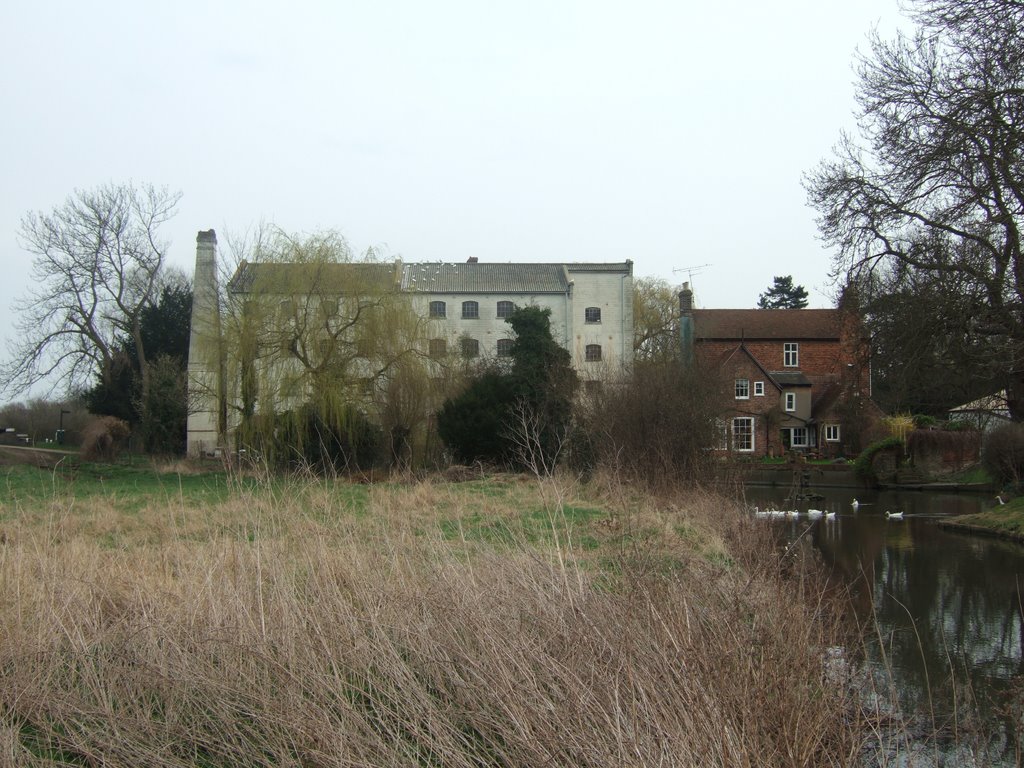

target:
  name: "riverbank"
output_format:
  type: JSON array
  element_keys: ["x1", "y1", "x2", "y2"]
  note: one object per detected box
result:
[
  {"x1": 0, "y1": 462, "x2": 867, "y2": 765},
  {"x1": 939, "y1": 496, "x2": 1024, "y2": 542}
]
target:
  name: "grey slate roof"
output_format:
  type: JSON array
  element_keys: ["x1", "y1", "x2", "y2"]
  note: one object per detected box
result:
[
  {"x1": 770, "y1": 372, "x2": 813, "y2": 387},
  {"x1": 401, "y1": 263, "x2": 571, "y2": 294},
  {"x1": 228, "y1": 261, "x2": 399, "y2": 294}
]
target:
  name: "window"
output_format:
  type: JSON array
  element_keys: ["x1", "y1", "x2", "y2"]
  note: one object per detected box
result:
[
  {"x1": 585, "y1": 306, "x2": 601, "y2": 323},
  {"x1": 318, "y1": 338, "x2": 333, "y2": 359},
  {"x1": 754, "y1": 381, "x2": 765, "y2": 396},
  {"x1": 785, "y1": 392, "x2": 796, "y2": 412},
  {"x1": 461, "y1": 337, "x2": 480, "y2": 358},
  {"x1": 735, "y1": 378, "x2": 750, "y2": 399},
  {"x1": 585, "y1": 344, "x2": 602, "y2": 362},
  {"x1": 732, "y1": 417, "x2": 754, "y2": 452},
  {"x1": 825, "y1": 424, "x2": 841, "y2": 442},
  {"x1": 319, "y1": 298, "x2": 338, "y2": 319},
  {"x1": 496, "y1": 300, "x2": 514, "y2": 318},
  {"x1": 429, "y1": 338, "x2": 447, "y2": 358},
  {"x1": 462, "y1": 301, "x2": 479, "y2": 319},
  {"x1": 784, "y1": 342, "x2": 799, "y2": 367},
  {"x1": 429, "y1": 301, "x2": 446, "y2": 319},
  {"x1": 791, "y1": 427, "x2": 809, "y2": 447},
  {"x1": 496, "y1": 338, "x2": 513, "y2": 357}
]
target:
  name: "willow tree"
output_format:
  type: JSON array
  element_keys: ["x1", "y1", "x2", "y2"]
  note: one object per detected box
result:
[{"x1": 221, "y1": 229, "x2": 435, "y2": 469}]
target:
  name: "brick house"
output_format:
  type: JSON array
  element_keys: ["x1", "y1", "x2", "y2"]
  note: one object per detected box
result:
[{"x1": 679, "y1": 284, "x2": 876, "y2": 458}]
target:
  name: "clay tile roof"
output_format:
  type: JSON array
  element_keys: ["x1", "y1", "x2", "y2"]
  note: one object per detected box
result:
[{"x1": 692, "y1": 309, "x2": 842, "y2": 340}]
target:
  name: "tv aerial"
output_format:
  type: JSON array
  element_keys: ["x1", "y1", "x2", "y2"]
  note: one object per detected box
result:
[{"x1": 672, "y1": 263, "x2": 712, "y2": 284}]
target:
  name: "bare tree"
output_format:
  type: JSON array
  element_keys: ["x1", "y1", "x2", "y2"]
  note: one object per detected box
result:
[
  {"x1": 805, "y1": 0, "x2": 1024, "y2": 414},
  {"x1": 4, "y1": 183, "x2": 181, "y2": 400}
]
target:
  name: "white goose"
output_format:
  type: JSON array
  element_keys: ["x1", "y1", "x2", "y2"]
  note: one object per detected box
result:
[
  {"x1": 807, "y1": 508, "x2": 824, "y2": 519},
  {"x1": 886, "y1": 510, "x2": 904, "y2": 520},
  {"x1": 851, "y1": 499, "x2": 860, "y2": 511},
  {"x1": 824, "y1": 510, "x2": 837, "y2": 521}
]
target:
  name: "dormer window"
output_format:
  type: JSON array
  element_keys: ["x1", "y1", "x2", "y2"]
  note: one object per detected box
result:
[{"x1": 784, "y1": 342, "x2": 799, "y2": 367}]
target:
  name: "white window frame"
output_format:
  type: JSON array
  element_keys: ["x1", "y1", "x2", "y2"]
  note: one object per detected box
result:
[
  {"x1": 735, "y1": 378, "x2": 750, "y2": 399},
  {"x1": 732, "y1": 417, "x2": 754, "y2": 452},
  {"x1": 824, "y1": 424, "x2": 841, "y2": 442},
  {"x1": 785, "y1": 392, "x2": 796, "y2": 412},
  {"x1": 754, "y1": 381, "x2": 765, "y2": 396},
  {"x1": 784, "y1": 342, "x2": 799, "y2": 367},
  {"x1": 791, "y1": 427, "x2": 809, "y2": 448}
]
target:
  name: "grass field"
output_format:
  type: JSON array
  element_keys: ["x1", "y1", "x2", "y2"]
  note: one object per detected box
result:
[{"x1": 0, "y1": 460, "x2": 872, "y2": 766}]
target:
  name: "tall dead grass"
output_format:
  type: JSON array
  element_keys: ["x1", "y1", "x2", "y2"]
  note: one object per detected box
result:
[{"x1": 0, "y1": 473, "x2": 864, "y2": 767}]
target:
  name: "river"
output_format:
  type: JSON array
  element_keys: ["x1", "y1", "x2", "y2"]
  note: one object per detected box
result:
[{"x1": 746, "y1": 485, "x2": 1024, "y2": 765}]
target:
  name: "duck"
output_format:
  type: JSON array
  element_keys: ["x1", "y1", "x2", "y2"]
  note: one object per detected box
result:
[
  {"x1": 753, "y1": 506, "x2": 771, "y2": 519},
  {"x1": 785, "y1": 508, "x2": 800, "y2": 519},
  {"x1": 886, "y1": 510, "x2": 904, "y2": 520},
  {"x1": 851, "y1": 499, "x2": 860, "y2": 511},
  {"x1": 824, "y1": 510, "x2": 837, "y2": 521},
  {"x1": 807, "y1": 508, "x2": 824, "y2": 519}
]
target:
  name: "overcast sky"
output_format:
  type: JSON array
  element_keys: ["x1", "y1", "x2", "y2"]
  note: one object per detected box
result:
[{"x1": 1, "y1": 0, "x2": 902, "y2": 395}]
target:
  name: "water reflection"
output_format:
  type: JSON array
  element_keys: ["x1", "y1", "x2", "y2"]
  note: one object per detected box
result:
[{"x1": 747, "y1": 486, "x2": 1024, "y2": 761}]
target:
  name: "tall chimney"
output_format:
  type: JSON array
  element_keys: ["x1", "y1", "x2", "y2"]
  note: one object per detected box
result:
[{"x1": 186, "y1": 230, "x2": 224, "y2": 457}]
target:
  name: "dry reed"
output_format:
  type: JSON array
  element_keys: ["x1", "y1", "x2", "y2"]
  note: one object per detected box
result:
[{"x1": 0, "y1": 471, "x2": 865, "y2": 766}]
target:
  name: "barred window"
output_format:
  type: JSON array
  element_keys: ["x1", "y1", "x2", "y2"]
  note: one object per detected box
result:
[
  {"x1": 585, "y1": 306, "x2": 601, "y2": 323},
  {"x1": 461, "y1": 337, "x2": 480, "y2": 358},
  {"x1": 585, "y1": 344, "x2": 602, "y2": 362},
  {"x1": 429, "y1": 338, "x2": 447, "y2": 358}
]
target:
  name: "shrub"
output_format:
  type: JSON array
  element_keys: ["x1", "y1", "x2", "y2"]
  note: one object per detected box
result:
[
  {"x1": 982, "y1": 423, "x2": 1024, "y2": 485},
  {"x1": 853, "y1": 436, "x2": 903, "y2": 483},
  {"x1": 437, "y1": 372, "x2": 517, "y2": 465},
  {"x1": 269, "y1": 404, "x2": 383, "y2": 473},
  {"x1": 80, "y1": 416, "x2": 132, "y2": 461},
  {"x1": 573, "y1": 361, "x2": 723, "y2": 488}
]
